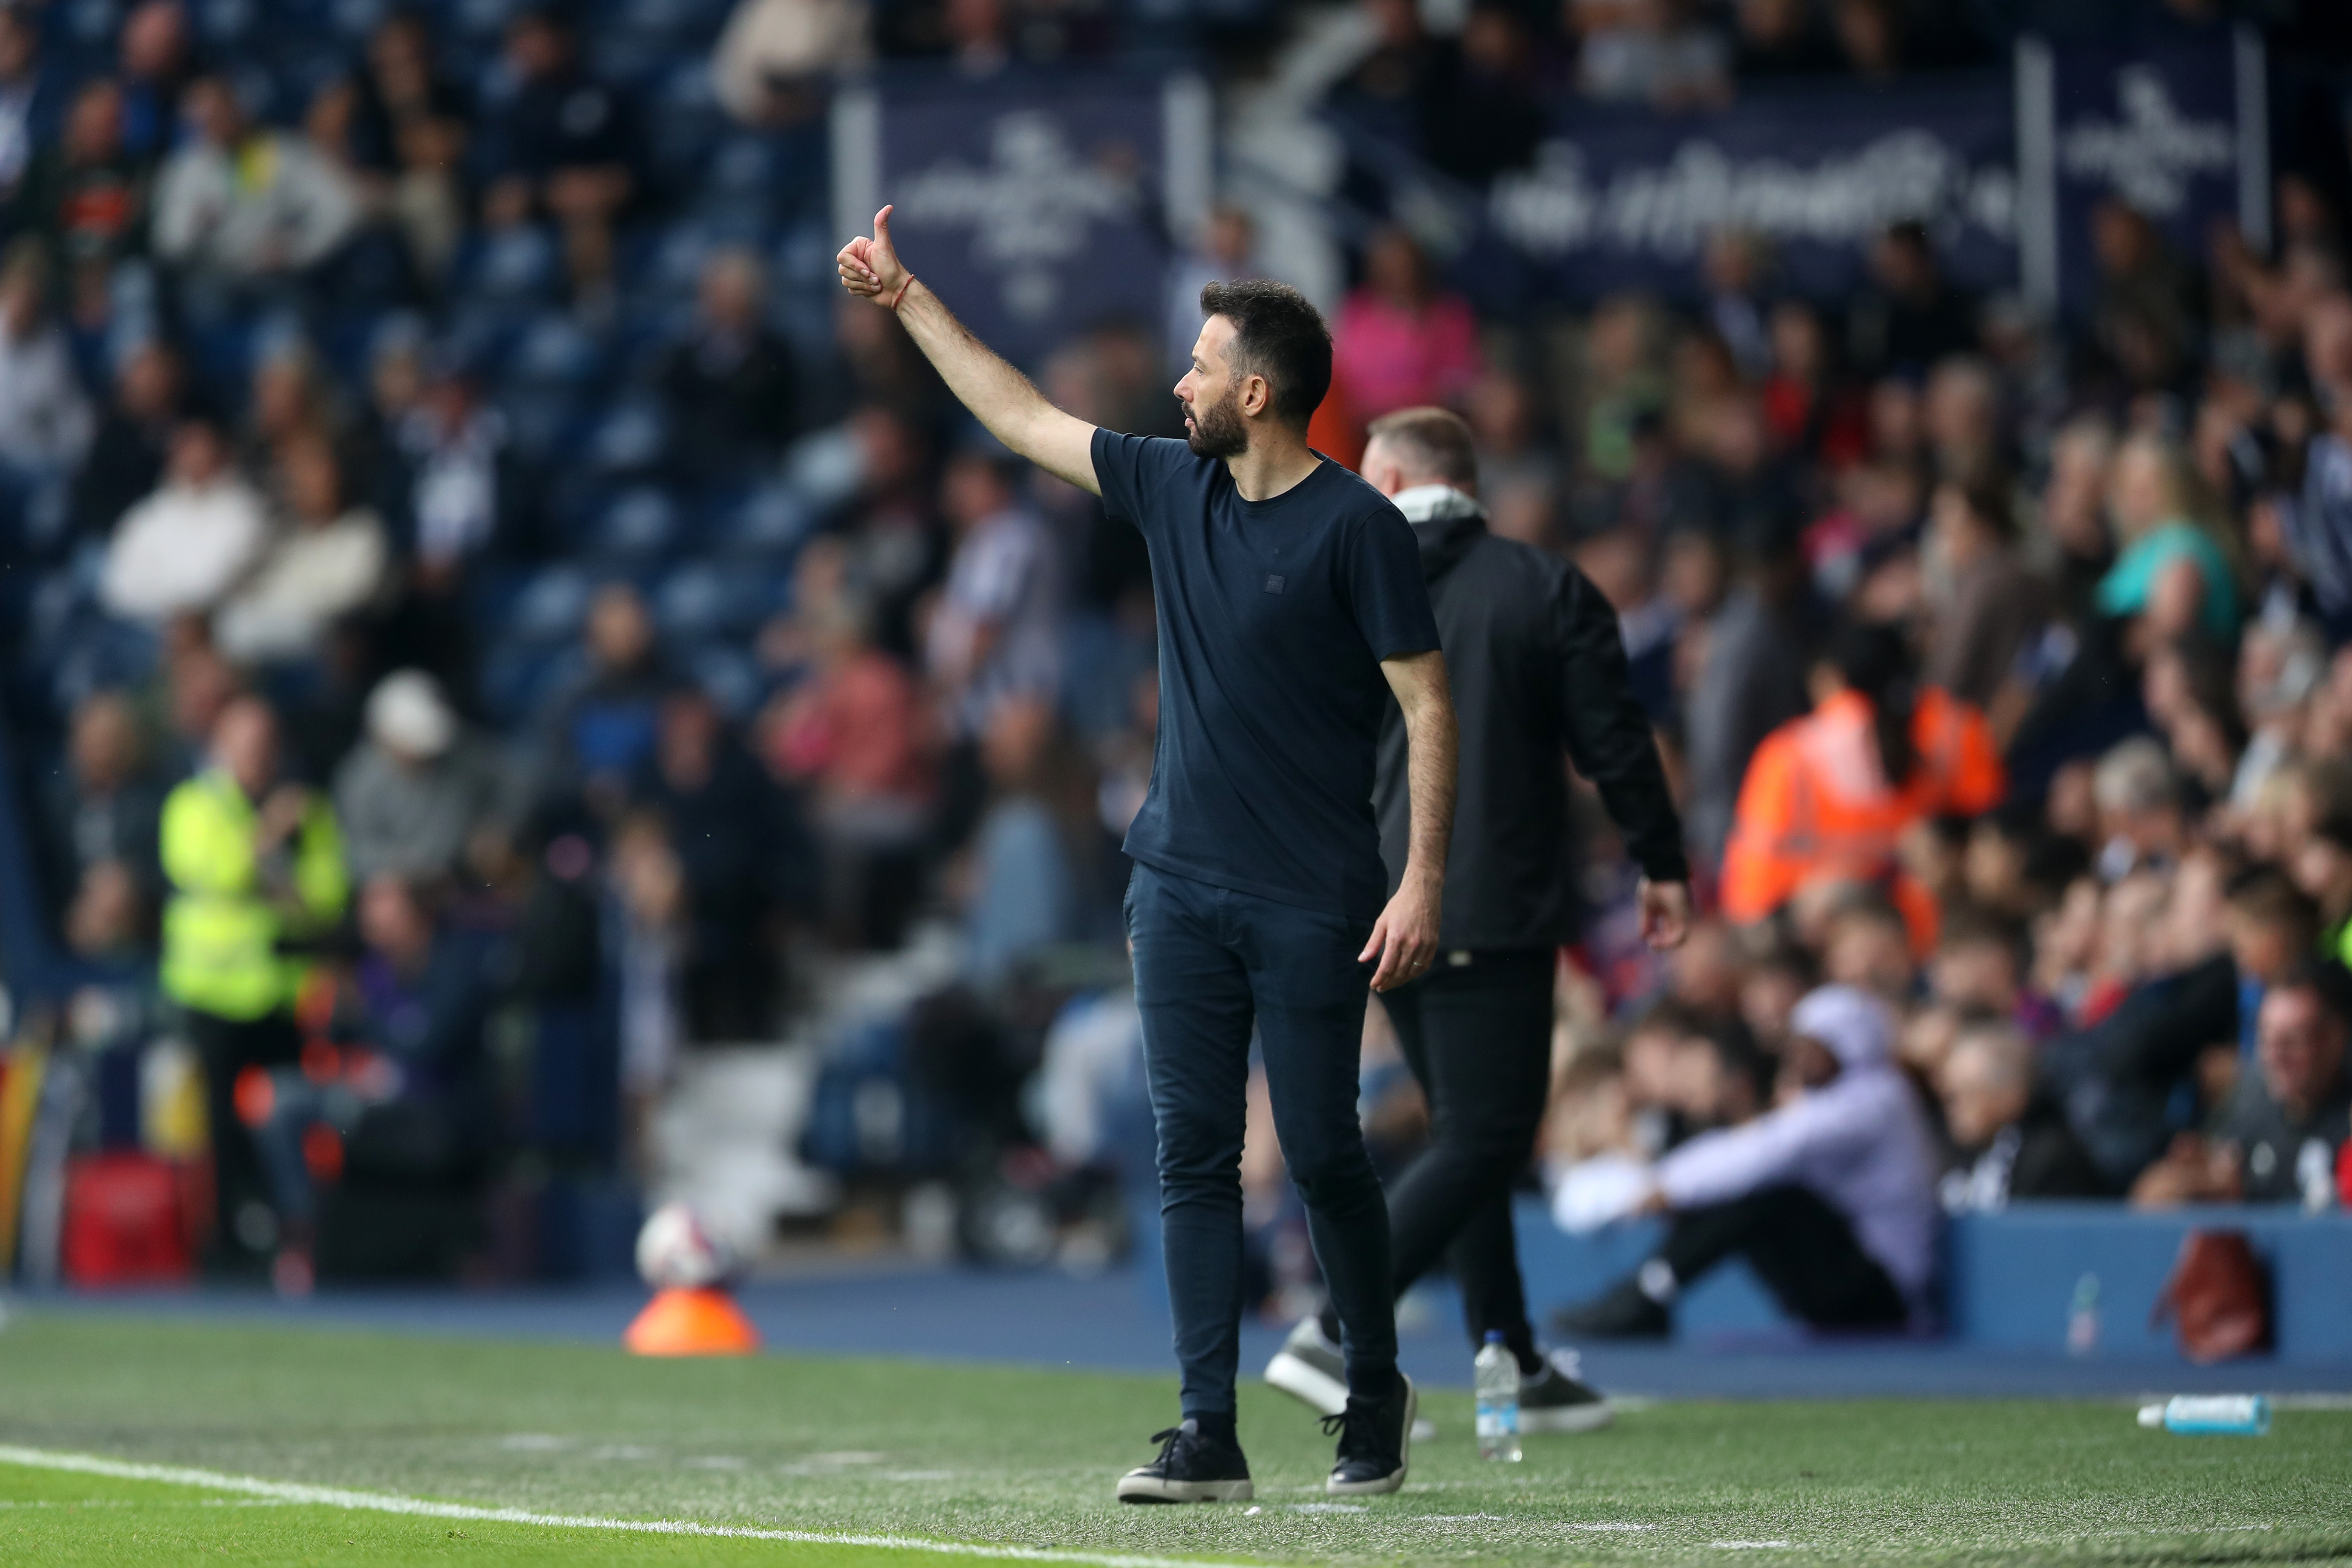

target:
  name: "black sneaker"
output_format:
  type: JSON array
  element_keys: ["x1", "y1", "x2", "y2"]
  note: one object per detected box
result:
[
  {"x1": 1520, "y1": 1351, "x2": 1614, "y2": 1433},
  {"x1": 1115, "y1": 1420, "x2": 1253, "y2": 1504},
  {"x1": 1322, "y1": 1374, "x2": 1414, "y2": 1497},
  {"x1": 1550, "y1": 1280, "x2": 1670, "y2": 1341},
  {"x1": 1263, "y1": 1317, "x2": 1349, "y2": 1417}
]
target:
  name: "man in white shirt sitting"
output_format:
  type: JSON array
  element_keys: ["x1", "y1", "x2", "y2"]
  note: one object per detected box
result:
[
  {"x1": 1555, "y1": 984, "x2": 1939, "y2": 1338},
  {"x1": 100, "y1": 416, "x2": 267, "y2": 624}
]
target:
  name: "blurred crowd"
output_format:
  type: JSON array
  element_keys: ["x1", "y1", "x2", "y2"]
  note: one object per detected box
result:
[{"x1": 1, "y1": 0, "x2": 2349, "y2": 1301}]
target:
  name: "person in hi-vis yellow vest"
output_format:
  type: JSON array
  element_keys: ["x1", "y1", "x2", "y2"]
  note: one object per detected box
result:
[{"x1": 160, "y1": 695, "x2": 347, "y2": 1268}]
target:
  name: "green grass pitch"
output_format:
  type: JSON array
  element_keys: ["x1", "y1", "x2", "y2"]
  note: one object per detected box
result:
[{"x1": 2, "y1": 1313, "x2": 2349, "y2": 1565}]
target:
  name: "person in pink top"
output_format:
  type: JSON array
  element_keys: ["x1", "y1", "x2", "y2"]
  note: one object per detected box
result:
[{"x1": 1332, "y1": 227, "x2": 1482, "y2": 425}]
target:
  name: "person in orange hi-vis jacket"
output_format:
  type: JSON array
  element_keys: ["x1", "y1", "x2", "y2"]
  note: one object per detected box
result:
[{"x1": 1721, "y1": 621, "x2": 2004, "y2": 953}]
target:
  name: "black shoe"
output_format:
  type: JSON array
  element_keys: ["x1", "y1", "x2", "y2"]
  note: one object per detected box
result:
[
  {"x1": 1551, "y1": 1280, "x2": 1670, "y2": 1341},
  {"x1": 1264, "y1": 1317, "x2": 1349, "y2": 1417},
  {"x1": 1520, "y1": 1351, "x2": 1615, "y2": 1432},
  {"x1": 1322, "y1": 1374, "x2": 1414, "y2": 1497},
  {"x1": 1116, "y1": 1420, "x2": 1253, "y2": 1504}
]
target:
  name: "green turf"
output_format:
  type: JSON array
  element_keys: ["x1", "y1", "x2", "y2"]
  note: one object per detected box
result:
[{"x1": 2, "y1": 1313, "x2": 2349, "y2": 1566}]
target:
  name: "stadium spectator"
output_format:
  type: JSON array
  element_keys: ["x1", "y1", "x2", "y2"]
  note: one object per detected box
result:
[
  {"x1": 609, "y1": 811, "x2": 687, "y2": 1161},
  {"x1": 152, "y1": 74, "x2": 362, "y2": 291},
  {"x1": 661, "y1": 248, "x2": 799, "y2": 481},
  {"x1": 1936, "y1": 1021, "x2": 2107, "y2": 1211},
  {"x1": 763, "y1": 558, "x2": 936, "y2": 948},
  {"x1": 480, "y1": 8, "x2": 637, "y2": 308},
  {"x1": 160, "y1": 695, "x2": 349, "y2": 1270},
  {"x1": 396, "y1": 359, "x2": 510, "y2": 577},
  {"x1": 233, "y1": 872, "x2": 496, "y2": 1291},
  {"x1": 2090, "y1": 202, "x2": 2197, "y2": 396},
  {"x1": 115, "y1": 0, "x2": 195, "y2": 162},
  {"x1": 1555, "y1": 986, "x2": 1937, "y2": 1336},
  {"x1": 1572, "y1": 0, "x2": 1730, "y2": 110},
  {"x1": 0, "y1": 239, "x2": 93, "y2": 490},
  {"x1": 1330, "y1": 227, "x2": 1480, "y2": 424},
  {"x1": 1418, "y1": 4, "x2": 1545, "y2": 187},
  {"x1": 536, "y1": 582, "x2": 674, "y2": 809},
  {"x1": 714, "y1": 0, "x2": 871, "y2": 125},
  {"x1": 1681, "y1": 516, "x2": 1818, "y2": 867},
  {"x1": 1923, "y1": 473, "x2": 2044, "y2": 711},
  {"x1": 99, "y1": 416, "x2": 268, "y2": 623},
  {"x1": 1731, "y1": 0, "x2": 1840, "y2": 77},
  {"x1": 925, "y1": 449, "x2": 1063, "y2": 737},
  {"x1": 18, "y1": 78, "x2": 148, "y2": 296},
  {"x1": 43, "y1": 690, "x2": 164, "y2": 919},
  {"x1": 1166, "y1": 204, "x2": 1256, "y2": 377},
  {"x1": 69, "y1": 339, "x2": 183, "y2": 542},
  {"x1": 2092, "y1": 738, "x2": 2187, "y2": 878},
  {"x1": 214, "y1": 433, "x2": 388, "y2": 667},
  {"x1": 0, "y1": 7, "x2": 50, "y2": 205},
  {"x1": 334, "y1": 670, "x2": 514, "y2": 885},
  {"x1": 1720, "y1": 621, "x2": 2004, "y2": 949},
  {"x1": 2098, "y1": 433, "x2": 2240, "y2": 649},
  {"x1": 631, "y1": 687, "x2": 787, "y2": 1039},
  {"x1": 962, "y1": 694, "x2": 1084, "y2": 986},
  {"x1": 1847, "y1": 221, "x2": 1977, "y2": 380},
  {"x1": 2045, "y1": 848, "x2": 2240, "y2": 1187},
  {"x1": 2131, "y1": 964, "x2": 2352, "y2": 1208},
  {"x1": 2289, "y1": 808, "x2": 2352, "y2": 968}
]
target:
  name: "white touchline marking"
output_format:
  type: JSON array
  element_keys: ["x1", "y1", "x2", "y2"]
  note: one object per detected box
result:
[
  {"x1": 0, "y1": 1446, "x2": 1262, "y2": 1568},
  {"x1": 1710, "y1": 1542, "x2": 1801, "y2": 1550},
  {"x1": 1565, "y1": 1523, "x2": 1654, "y2": 1532}
]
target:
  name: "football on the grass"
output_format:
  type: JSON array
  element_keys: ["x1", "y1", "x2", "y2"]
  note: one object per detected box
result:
[{"x1": 634, "y1": 1203, "x2": 735, "y2": 1290}]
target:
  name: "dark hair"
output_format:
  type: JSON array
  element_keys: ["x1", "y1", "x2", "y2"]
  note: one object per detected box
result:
[
  {"x1": 2019, "y1": 830, "x2": 2092, "y2": 902},
  {"x1": 2225, "y1": 864, "x2": 2319, "y2": 939},
  {"x1": 1364, "y1": 405, "x2": 1476, "y2": 484},
  {"x1": 1832, "y1": 620, "x2": 1919, "y2": 787},
  {"x1": 2310, "y1": 806, "x2": 2352, "y2": 852},
  {"x1": 1937, "y1": 904, "x2": 2024, "y2": 965},
  {"x1": 1198, "y1": 279, "x2": 1332, "y2": 431},
  {"x1": 2274, "y1": 957, "x2": 2352, "y2": 1032},
  {"x1": 1947, "y1": 473, "x2": 2017, "y2": 542},
  {"x1": 2163, "y1": 633, "x2": 2248, "y2": 754}
]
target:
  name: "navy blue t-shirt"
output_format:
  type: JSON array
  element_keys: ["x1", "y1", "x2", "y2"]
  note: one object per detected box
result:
[{"x1": 1093, "y1": 429, "x2": 1441, "y2": 919}]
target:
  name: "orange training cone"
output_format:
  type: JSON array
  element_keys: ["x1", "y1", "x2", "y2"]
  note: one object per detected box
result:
[{"x1": 623, "y1": 1286, "x2": 762, "y2": 1356}]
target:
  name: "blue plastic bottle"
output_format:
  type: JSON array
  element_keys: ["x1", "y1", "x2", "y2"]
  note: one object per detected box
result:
[{"x1": 2136, "y1": 1395, "x2": 2270, "y2": 1435}]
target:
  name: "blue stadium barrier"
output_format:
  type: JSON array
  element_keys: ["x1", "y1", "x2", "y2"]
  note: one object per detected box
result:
[
  {"x1": 1944, "y1": 1203, "x2": 2352, "y2": 1362},
  {"x1": 1509, "y1": 1198, "x2": 2352, "y2": 1363}
]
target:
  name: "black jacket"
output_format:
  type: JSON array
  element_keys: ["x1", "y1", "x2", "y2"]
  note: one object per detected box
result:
[
  {"x1": 2005, "y1": 1097, "x2": 2112, "y2": 1200},
  {"x1": 1375, "y1": 490, "x2": 1687, "y2": 949}
]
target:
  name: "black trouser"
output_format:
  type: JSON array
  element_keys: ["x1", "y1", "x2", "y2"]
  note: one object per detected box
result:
[
  {"x1": 187, "y1": 1008, "x2": 303, "y2": 1262},
  {"x1": 1126, "y1": 863, "x2": 1397, "y2": 1420},
  {"x1": 1319, "y1": 948, "x2": 1554, "y2": 1372},
  {"x1": 1659, "y1": 1182, "x2": 1908, "y2": 1328}
]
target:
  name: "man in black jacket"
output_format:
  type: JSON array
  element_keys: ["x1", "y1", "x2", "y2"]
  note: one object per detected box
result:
[
  {"x1": 1265, "y1": 406, "x2": 1690, "y2": 1430},
  {"x1": 1937, "y1": 1022, "x2": 2108, "y2": 1210}
]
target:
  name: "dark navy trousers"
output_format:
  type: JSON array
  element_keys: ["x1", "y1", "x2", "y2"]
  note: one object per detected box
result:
[{"x1": 1124, "y1": 861, "x2": 1399, "y2": 1420}]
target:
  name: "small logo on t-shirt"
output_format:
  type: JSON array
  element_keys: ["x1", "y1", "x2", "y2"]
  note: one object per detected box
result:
[{"x1": 1264, "y1": 574, "x2": 1285, "y2": 594}]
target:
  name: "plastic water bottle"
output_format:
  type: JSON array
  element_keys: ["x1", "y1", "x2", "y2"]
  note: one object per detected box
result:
[
  {"x1": 1474, "y1": 1331, "x2": 1522, "y2": 1463},
  {"x1": 2137, "y1": 1395, "x2": 2270, "y2": 1436},
  {"x1": 2066, "y1": 1273, "x2": 2100, "y2": 1356}
]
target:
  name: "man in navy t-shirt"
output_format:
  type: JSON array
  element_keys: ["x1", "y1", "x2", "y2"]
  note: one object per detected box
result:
[{"x1": 842, "y1": 209, "x2": 1458, "y2": 1503}]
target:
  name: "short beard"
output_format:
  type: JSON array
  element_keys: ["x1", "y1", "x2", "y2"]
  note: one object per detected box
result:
[{"x1": 1185, "y1": 384, "x2": 1249, "y2": 459}]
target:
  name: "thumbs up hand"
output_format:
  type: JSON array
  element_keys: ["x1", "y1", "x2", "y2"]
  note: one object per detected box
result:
[{"x1": 836, "y1": 205, "x2": 915, "y2": 310}]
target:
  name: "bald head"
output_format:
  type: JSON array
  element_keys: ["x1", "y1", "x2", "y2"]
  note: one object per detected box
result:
[
  {"x1": 1940, "y1": 1023, "x2": 2034, "y2": 1148},
  {"x1": 1362, "y1": 406, "x2": 1478, "y2": 499}
]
